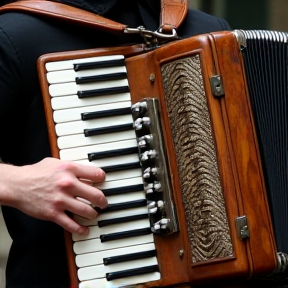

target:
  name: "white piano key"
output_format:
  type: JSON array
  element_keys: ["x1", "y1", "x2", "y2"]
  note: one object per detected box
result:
[
  {"x1": 79, "y1": 272, "x2": 161, "y2": 288},
  {"x1": 104, "y1": 168, "x2": 142, "y2": 182},
  {"x1": 74, "y1": 206, "x2": 148, "y2": 227},
  {"x1": 53, "y1": 100, "x2": 131, "y2": 123},
  {"x1": 45, "y1": 55, "x2": 124, "y2": 72},
  {"x1": 93, "y1": 176, "x2": 143, "y2": 191},
  {"x1": 58, "y1": 130, "x2": 136, "y2": 149},
  {"x1": 73, "y1": 233, "x2": 154, "y2": 255},
  {"x1": 73, "y1": 154, "x2": 139, "y2": 168},
  {"x1": 106, "y1": 191, "x2": 145, "y2": 205},
  {"x1": 59, "y1": 139, "x2": 137, "y2": 161},
  {"x1": 55, "y1": 114, "x2": 133, "y2": 136},
  {"x1": 73, "y1": 218, "x2": 151, "y2": 242},
  {"x1": 78, "y1": 257, "x2": 158, "y2": 281},
  {"x1": 75, "y1": 242, "x2": 155, "y2": 268},
  {"x1": 51, "y1": 93, "x2": 131, "y2": 110},
  {"x1": 47, "y1": 66, "x2": 127, "y2": 84},
  {"x1": 49, "y1": 79, "x2": 129, "y2": 97}
]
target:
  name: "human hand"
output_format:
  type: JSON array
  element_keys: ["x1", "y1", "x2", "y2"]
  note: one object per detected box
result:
[{"x1": 0, "y1": 157, "x2": 107, "y2": 235}]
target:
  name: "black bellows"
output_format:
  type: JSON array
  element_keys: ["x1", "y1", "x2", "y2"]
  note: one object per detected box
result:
[{"x1": 241, "y1": 30, "x2": 288, "y2": 254}]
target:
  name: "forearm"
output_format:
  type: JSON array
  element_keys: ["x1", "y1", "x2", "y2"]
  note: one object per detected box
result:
[{"x1": 0, "y1": 162, "x2": 20, "y2": 207}]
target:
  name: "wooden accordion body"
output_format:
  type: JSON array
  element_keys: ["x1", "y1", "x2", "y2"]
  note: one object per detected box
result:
[{"x1": 37, "y1": 30, "x2": 288, "y2": 287}]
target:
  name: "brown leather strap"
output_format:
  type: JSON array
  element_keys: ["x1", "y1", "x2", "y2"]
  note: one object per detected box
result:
[
  {"x1": 161, "y1": 0, "x2": 188, "y2": 33},
  {"x1": 0, "y1": 0, "x2": 188, "y2": 33},
  {"x1": 0, "y1": 0, "x2": 127, "y2": 33}
]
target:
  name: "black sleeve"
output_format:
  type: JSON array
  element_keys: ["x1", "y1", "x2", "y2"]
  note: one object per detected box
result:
[
  {"x1": 178, "y1": 9, "x2": 231, "y2": 39},
  {"x1": 0, "y1": 26, "x2": 24, "y2": 161}
]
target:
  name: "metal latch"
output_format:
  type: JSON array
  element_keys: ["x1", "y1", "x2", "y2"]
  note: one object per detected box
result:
[
  {"x1": 210, "y1": 75, "x2": 224, "y2": 97},
  {"x1": 124, "y1": 26, "x2": 178, "y2": 50},
  {"x1": 235, "y1": 215, "x2": 250, "y2": 239}
]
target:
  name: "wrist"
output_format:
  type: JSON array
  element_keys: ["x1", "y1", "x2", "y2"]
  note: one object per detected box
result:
[{"x1": 0, "y1": 163, "x2": 21, "y2": 207}]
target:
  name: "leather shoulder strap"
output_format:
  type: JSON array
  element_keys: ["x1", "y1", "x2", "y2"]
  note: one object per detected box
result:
[
  {"x1": 161, "y1": 0, "x2": 188, "y2": 32},
  {"x1": 0, "y1": 0, "x2": 188, "y2": 33},
  {"x1": 0, "y1": 0, "x2": 126, "y2": 33}
]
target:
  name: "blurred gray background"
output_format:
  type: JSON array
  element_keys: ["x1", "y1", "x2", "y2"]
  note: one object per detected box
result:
[
  {"x1": 1, "y1": 0, "x2": 288, "y2": 287},
  {"x1": 190, "y1": 0, "x2": 288, "y2": 31}
]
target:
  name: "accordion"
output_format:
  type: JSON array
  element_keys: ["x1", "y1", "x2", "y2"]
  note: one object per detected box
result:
[{"x1": 37, "y1": 30, "x2": 288, "y2": 288}]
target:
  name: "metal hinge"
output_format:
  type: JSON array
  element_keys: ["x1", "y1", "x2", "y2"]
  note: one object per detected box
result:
[
  {"x1": 210, "y1": 75, "x2": 225, "y2": 97},
  {"x1": 235, "y1": 215, "x2": 250, "y2": 239}
]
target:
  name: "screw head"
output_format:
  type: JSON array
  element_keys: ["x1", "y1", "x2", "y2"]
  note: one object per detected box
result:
[{"x1": 150, "y1": 73, "x2": 155, "y2": 83}]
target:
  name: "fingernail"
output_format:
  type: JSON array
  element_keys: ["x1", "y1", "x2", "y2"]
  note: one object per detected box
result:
[
  {"x1": 101, "y1": 197, "x2": 108, "y2": 209},
  {"x1": 98, "y1": 169, "x2": 106, "y2": 179},
  {"x1": 95, "y1": 197, "x2": 108, "y2": 210},
  {"x1": 78, "y1": 226, "x2": 89, "y2": 235}
]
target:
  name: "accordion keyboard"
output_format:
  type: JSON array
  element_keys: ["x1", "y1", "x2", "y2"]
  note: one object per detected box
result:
[{"x1": 45, "y1": 55, "x2": 161, "y2": 287}]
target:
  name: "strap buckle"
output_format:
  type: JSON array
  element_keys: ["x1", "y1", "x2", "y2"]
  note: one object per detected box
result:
[{"x1": 124, "y1": 26, "x2": 178, "y2": 50}]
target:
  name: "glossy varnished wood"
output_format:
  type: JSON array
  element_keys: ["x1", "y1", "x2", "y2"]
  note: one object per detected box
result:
[{"x1": 37, "y1": 32, "x2": 277, "y2": 288}]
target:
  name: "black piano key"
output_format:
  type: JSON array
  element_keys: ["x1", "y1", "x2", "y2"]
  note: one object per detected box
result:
[
  {"x1": 77, "y1": 86, "x2": 129, "y2": 98},
  {"x1": 76, "y1": 72, "x2": 127, "y2": 84},
  {"x1": 106, "y1": 265, "x2": 159, "y2": 281},
  {"x1": 98, "y1": 213, "x2": 148, "y2": 228},
  {"x1": 81, "y1": 107, "x2": 132, "y2": 120},
  {"x1": 100, "y1": 227, "x2": 152, "y2": 243},
  {"x1": 84, "y1": 123, "x2": 133, "y2": 137},
  {"x1": 95, "y1": 199, "x2": 147, "y2": 214},
  {"x1": 74, "y1": 59, "x2": 125, "y2": 71},
  {"x1": 88, "y1": 146, "x2": 138, "y2": 161},
  {"x1": 102, "y1": 184, "x2": 144, "y2": 196},
  {"x1": 103, "y1": 249, "x2": 156, "y2": 265},
  {"x1": 100, "y1": 162, "x2": 141, "y2": 173}
]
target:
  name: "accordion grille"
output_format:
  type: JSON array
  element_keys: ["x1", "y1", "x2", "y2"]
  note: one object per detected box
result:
[{"x1": 161, "y1": 54, "x2": 233, "y2": 263}]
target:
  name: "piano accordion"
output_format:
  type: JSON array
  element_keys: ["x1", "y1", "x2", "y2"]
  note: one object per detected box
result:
[{"x1": 37, "y1": 30, "x2": 288, "y2": 288}]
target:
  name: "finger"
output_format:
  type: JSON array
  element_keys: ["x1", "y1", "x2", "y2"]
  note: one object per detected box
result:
[
  {"x1": 54, "y1": 212, "x2": 89, "y2": 235},
  {"x1": 64, "y1": 197, "x2": 98, "y2": 220},
  {"x1": 71, "y1": 180, "x2": 108, "y2": 209},
  {"x1": 76, "y1": 196, "x2": 92, "y2": 205},
  {"x1": 68, "y1": 162, "x2": 106, "y2": 183}
]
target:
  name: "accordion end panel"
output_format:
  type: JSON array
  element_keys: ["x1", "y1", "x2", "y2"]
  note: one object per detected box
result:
[
  {"x1": 156, "y1": 37, "x2": 250, "y2": 282},
  {"x1": 211, "y1": 32, "x2": 278, "y2": 276},
  {"x1": 127, "y1": 33, "x2": 254, "y2": 285}
]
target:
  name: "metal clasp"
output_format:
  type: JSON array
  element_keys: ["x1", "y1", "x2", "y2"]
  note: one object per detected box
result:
[
  {"x1": 210, "y1": 75, "x2": 225, "y2": 97},
  {"x1": 235, "y1": 215, "x2": 250, "y2": 239},
  {"x1": 124, "y1": 26, "x2": 178, "y2": 50}
]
